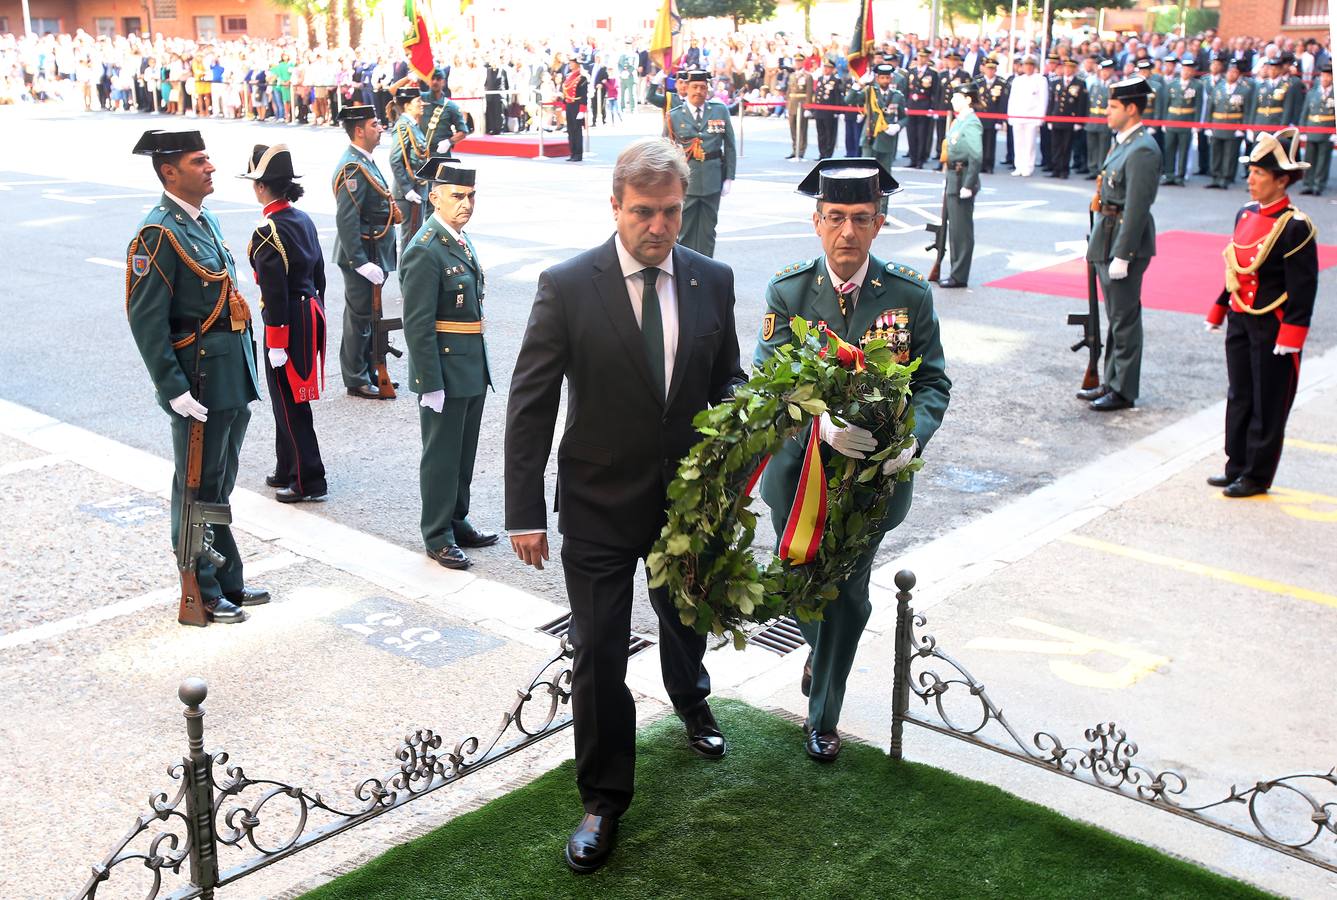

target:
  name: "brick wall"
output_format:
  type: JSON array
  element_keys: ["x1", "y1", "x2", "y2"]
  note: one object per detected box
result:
[
  {"x1": 0, "y1": 0, "x2": 290, "y2": 39},
  {"x1": 1217, "y1": 0, "x2": 1329, "y2": 41}
]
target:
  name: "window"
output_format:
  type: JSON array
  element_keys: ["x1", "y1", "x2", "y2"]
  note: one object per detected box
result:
[
  {"x1": 276, "y1": 13, "x2": 291, "y2": 36},
  {"x1": 32, "y1": 17, "x2": 61, "y2": 33},
  {"x1": 0, "y1": 17, "x2": 9, "y2": 32},
  {"x1": 122, "y1": 16, "x2": 142, "y2": 34},
  {"x1": 222, "y1": 15, "x2": 247, "y2": 33},
  {"x1": 94, "y1": 17, "x2": 115, "y2": 36},
  {"x1": 194, "y1": 15, "x2": 216, "y2": 39},
  {"x1": 1285, "y1": 0, "x2": 1329, "y2": 25}
]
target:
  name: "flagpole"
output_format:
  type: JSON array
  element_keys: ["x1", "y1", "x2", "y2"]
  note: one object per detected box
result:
[{"x1": 1008, "y1": 0, "x2": 1018, "y2": 71}]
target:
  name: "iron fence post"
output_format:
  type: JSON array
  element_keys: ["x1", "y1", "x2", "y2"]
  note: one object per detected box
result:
[
  {"x1": 180, "y1": 677, "x2": 219, "y2": 898},
  {"x1": 890, "y1": 569, "x2": 915, "y2": 760}
]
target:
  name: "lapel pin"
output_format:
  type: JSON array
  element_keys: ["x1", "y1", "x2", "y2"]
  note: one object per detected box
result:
[
  {"x1": 871, "y1": 278, "x2": 882, "y2": 288},
  {"x1": 816, "y1": 273, "x2": 824, "y2": 286}
]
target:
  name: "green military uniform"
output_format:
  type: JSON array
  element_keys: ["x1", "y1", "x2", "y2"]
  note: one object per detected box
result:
[
  {"x1": 1086, "y1": 82, "x2": 1160, "y2": 406},
  {"x1": 125, "y1": 134, "x2": 261, "y2": 613},
  {"x1": 1147, "y1": 69, "x2": 1168, "y2": 153},
  {"x1": 1281, "y1": 71, "x2": 1307, "y2": 125},
  {"x1": 943, "y1": 105, "x2": 983, "y2": 286},
  {"x1": 1085, "y1": 68, "x2": 1113, "y2": 179},
  {"x1": 1251, "y1": 67, "x2": 1289, "y2": 139},
  {"x1": 400, "y1": 160, "x2": 492, "y2": 562},
  {"x1": 617, "y1": 49, "x2": 638, "y2": 113},
  {"x1": 1160, "y1": 67, "x2": 1202, "y2": 184},
  {"x1": 1300, "y1": 69, "x2": 1334, "y2": 196},
  {"x1": 389, "y1": 90, "x2": 430, "y2": 255},
  {"x1": 853, "y1": 68, "x2": 906, "y2": 212},
  {"x1": 332, "y1": 128, "x2": 398, "y2": 391},
  {"x1": 419, "y1": 86, "x2": 469, "y2": 154},
  {"x1": 1206, "y1": 66, "x2": 1254, "y2": 188},
  {"x1": 667, "y1": 86, "x2": 736, "y2": 258}
]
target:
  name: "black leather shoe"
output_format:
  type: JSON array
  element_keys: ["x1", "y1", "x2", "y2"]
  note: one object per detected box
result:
[
  {"x1": 938, "y1": 278, "x2": 967, "y2": 289},
  {"x1": 205, "y1": 597, "x2": 249, "y2": 623},
  {"x1": 1223, "y1": 477, "x2": 1268, "y2": 498},
  {"x1": 804, "y1": 721, "x2": 841, "y2": 762},
  {"x1": 1089, "y1": 392, "x2": 1134, "y2": 412},
  {"x1": 678, "y1": 702, "x2": 727, "y2": 758},
  {"x1": 1206, "y1": 474, "x2": 1232, "y2": 487},
  {"x1": 225, "y1": 587, "x2": 270, "y2": 607},
  {"x1": 1076, "y1": 384, "x2": 1110, "y2": 402},
  {"x1": 454, "y1": 523, "x2": 500, "y2": 548},
  {"x1": 265, "y1": 473, "x2": 285, "y2": 488},
  {"x1": 800, "y1": 649, "x2": 813, "y2": 698},
  {"x1": 565, "y1": 813, "x2": 618, "y2": 874},
  {"x1": 347, "y1": 384, "x2": 381, "y2": 399},
  {"x1": 1300, "y1": 186, "x2": 1314, "y2": 195},
  {"x1": 427, "y1": 545, "x2": 471, "y2": 569},
  {"x1": 276, "y1": 486, "x2": 328, "y2": 503}
]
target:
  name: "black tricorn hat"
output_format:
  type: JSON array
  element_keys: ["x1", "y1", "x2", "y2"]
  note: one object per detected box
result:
[
  {"x1": 683, "y1": 69, "x2": 710, "y2": 82},
  {"x1": 797, "y1": 158, "x2": 899, "y2": 203},
  {"x1": 873, "y1": 63, "x2": 896, "y2": 76},
  {"x1": 338, "y1": 104, "x2": 377, "y2": 122},
  {"x1": 396, "y1": 86, "x2": 422, "y2": 102},
  {"x1": 953, "y1": 81, "x2": 980, "y2": 99},
  {"x1": 239, "y1": 144, "x2": 300, "y2": 182},
  {"x1": 132, "y1": 129, "x2": 205, "y2": 156},
  {"x1": 416, "y1": 155, "x2": 476, "y2": 186},
  {"x1": 1110, "y1": 76, "x2": 1152, "y2": 102},
  {"x1": 1099, "y1": 58, "x2": 1116, "y2": 69}
]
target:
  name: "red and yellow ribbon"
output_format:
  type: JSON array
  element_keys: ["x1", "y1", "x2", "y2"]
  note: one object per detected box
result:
[{"x1": 778, "y1": 417, "x2": 828, "y2": 565}]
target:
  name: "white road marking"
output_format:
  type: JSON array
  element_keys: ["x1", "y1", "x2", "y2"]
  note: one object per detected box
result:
[
  {"x1": 43, "y1": 191, "x2": 159, "y2": 205},
  {"x1": 0, "y1": 453, "x2": 65, "y2": 476},
  {"x1": 20, "y1": 214, "x2": 84, "y2": 227},
  {"x1": 85, "y1": 257, "x2": 123, "y2": 268}
]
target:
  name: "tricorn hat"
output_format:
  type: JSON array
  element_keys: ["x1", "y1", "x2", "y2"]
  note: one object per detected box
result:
[
  {"x1": 873, "y1": 63, "x2": 896, "y2": 76},
  {"x1": 395, "y1": 85, "x2": 422, "y2": 102},
  {"x1": 416, "y1": 155, "x2": 476, "y2": 186},
  {"x1": 1240, "y1": 127, "x2": 1310, "y2": 173},
  {"x1": 797, "y1": 158, "x2": 899, "y2": 203},
  {"x1": 239, "y1": 144, "x2": 300, "y2": 181},
  {"x1": 683, "y1": 69, "x2": 710, "y2": 82},
  {"x1": 1110, "y1": 76, "x2": 1152, "y2": 102},
  {"x1": 1134, "y1": 57, "x2": 1153, "y2": 70},
  {"x1": 338, "y1": 104, "x2": 377, "y2": 122},
  {"x1": 132, "y1": 129, "x2": 205, "y2": 156},
  {"x1": 953, "y1": 82, "x2": 980, "y2": 100}
]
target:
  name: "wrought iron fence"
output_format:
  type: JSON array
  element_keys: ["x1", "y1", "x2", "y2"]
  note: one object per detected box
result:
[
  {"x1": 75, "y1": 639, "x2": 574, "y2": 900},
  {"x1": 888, "y1": 569, "x2": 1337, "y2": 875}
]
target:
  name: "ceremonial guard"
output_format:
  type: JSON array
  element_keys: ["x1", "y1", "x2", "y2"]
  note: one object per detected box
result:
[
  {"x1": 1082, "y1": 77, "x2": 1161, "y2": 412},
  {"x1": 1007, "y1": 55, "x2": 1048, "y2": 177},
  {"x1": 1204, "y1": 129, "x2": 1318, "y2": 497},
  {"x1": 1279, "y1": 54, "x2": 1308, "y2": 126},
  {"x1": 563, "y1": 58, "x2": 589, "y2": 162},
  {"x1": 242, "y1": 145, "x2": 328, "y2": 503},
  {"x1": 1141, "y1": 58, "x2": 1166, "y2": 154},
  {"x1": 1205, "y1": 59, "x2": 1253, "y2": 189},
  {"x1": 812, "y1": 56, "x2": 844, "y2": 160},
  {"x1": 1046, "y1": 56, "x2": 1087, "y2": 179},
  {"x1": 755, "y1": 159, "x2": 950, "y2": 761},
  {"x1": 125, "y1": 130, "x2": 266, "y2": 624},
  {"x1": 400, "y1": 156, "x2": 499, "y2": 569},
  {"x1": 1160, "y1": 56, "x2": 1202, "y2": 185},
  {"x1": 332, "y1": 104, "x2": 398, "y2": 398},
  {"x1": 1084, "y1": 59, "x2": 1114, "y2": 179},
  {"x1": 906, "y1": 49, "x2": 937, "y2": 168},
  {"x1": 1250, "y1": 57, "x2": 1289, "y2": 139},
  {"x1": 1196, "y1": 54, "x2": 1226, "y2": 177},
  {"x1": 1300, "y1": 63, "x2": 1333, "y2": 196},
  {"x1": 419, "y1": 68, "x2": 470, "y2": 155},
  {"x1": 940, "y1": 84, "x2": 983, "y2": 289},
  {"x1": 667, "y1": 69, "x2": 736, "y2": 258},
  {"x1": 935, "y1": 51, "x2": 973, "y2": 169},
  {"x1": 857, "y1": 63, "x2": 906, "y2": 211},
  {"x1": 785, "y1": 53, "x2": 814, "y2": 160},
  {"x1": 388, "y1": 85, "x2": 430, "y2": 253},
  {"x1": 975, "y1": 55, "x2": 1009, "y2": 174}
]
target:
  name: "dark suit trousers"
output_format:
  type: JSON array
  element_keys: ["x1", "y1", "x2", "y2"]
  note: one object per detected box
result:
[
  {"x1": 907, "y1": 114, "x2": 932, "y2": 165},
  {"x1": 1050, "y1": 126, "x2": 1075, "y2": 176},
  {"x1": 815, "y1": 116, "x2": 838, "y2": 159},
  {"x1": 565, "y1": 102, "x2": 584, "y2": 159},
  {"x1": 562, "y1": 535, "x2": 710, "y2": 816},
  {"x1": 170, "y1": 405, "x2": 250, "y2": 604},
  {"x1": 982, "y1": 123, "x2": 998, "y2": 172},
  {"x1": 1224, "y1": 312, "x2": 1300, "y2": 487},
  {"x1": 265, "y1": 356, "x2": 325, "y2": 496}
]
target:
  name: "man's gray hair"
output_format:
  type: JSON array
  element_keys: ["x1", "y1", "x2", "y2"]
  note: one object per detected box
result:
[{"x1": 612, "y1": 138, "x2": 689, "y2": 200}]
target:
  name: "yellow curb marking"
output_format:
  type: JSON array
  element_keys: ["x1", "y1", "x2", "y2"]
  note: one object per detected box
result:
[
  {"x1": 1061, "y1": 534, "x2": 1337, "y2": 610},
  {"x1": 1286, "y1": 438, "x2": 1337, "y2": 455},
  {"x1": 967, "y1": 617, "x2": 1170, "y2": 690},
  {"x1": 1213, "y1": 485, "x2": 1337, "y2": 523}
]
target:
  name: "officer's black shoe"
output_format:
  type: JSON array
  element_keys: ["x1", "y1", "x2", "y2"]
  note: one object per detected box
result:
[
  {"x1": 265, "y1": 473, "x2": 286, "y2": 488},
  {"x1": 205, "y1": 597, "x2": 249, "y2": 623},
  {"x1": 1300, "y1": 186, "x2": 1314, "y2": 195},
  {"x1": 453, "y1": 523, "x2": 500, "y2": 548},
  {"x1": 225, "y1": 586, "x2": 271, "y2": 607},
  {"x1": 347, "y1": 384, "x2": 381, "y2": 399},
  {"x1": 937, "y1": 278, "x2": 967, "y2": 289},
  {"x1": 678, "y1": 701, "x2": 727, "y2": 758},
  {"x1": 276, "y1": 486, "x2": 328, "y2": 504},
  {"x1": 784, "y1": 153, "x2": 796, "y2": 159},
  {"x1": 804, "y1": 721, "x2": 842, "y2": 762},
  {"x1": 427, "y1": 545, "x2": 471, "y2": 569},
  {"x1": 1206, "y1": 474, "x2": 1233, "y2": 487},
  {"x1": 1076, "y1": 384, "x2": 1110, "y2": 402},
  {"x1": 565, "y1": 813, "x2": 618, "y2": 874},
  {"x1": 1223, "y1": 477, "x2": 1268, "y2": 498},
  {"x1": 800, "y1": 649, "x2": 813, "y2": 697},
  {"x1": 1089, "y1": 391, "x2": 1134, "y2": 412}
]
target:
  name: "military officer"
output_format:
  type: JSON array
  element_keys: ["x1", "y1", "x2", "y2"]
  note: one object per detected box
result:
[
  {"x1": 857, "y1": 63, "x2": 907, "y2": 212},
  {"x1": 905, "y1": 49, "x2": 938, "y2": 168},
  {"x1": 419, "y1": 67, "x2": 470, "y2": 155},
  {"x1": 1205, "y1": 58, "x2": 1254, "y2": 189},
  {"x1": 934, "y1": 51, "x2": 971, "y2": 170},
  {"x1": 667, "y1": 69, "x2": 736, "y2": 258},
  {"x1": 785, "y1": 53, "x2": 814, "y2": 160},
  {"x1": 125, "y1": 129, "x2": 266, "y2": 624},
  {"x1": 812, "y1": 56, "x2": 845, "y2": 160},
  {"x1": 940, "y1": 83, "x2": 983, "y2": 289},
  {"x1": 1085, "y1": 59, "x2": 1115, "y2": 180},
  {"x1": 1250, "y1": 57, "x2": 1288, "y2": 143},
  {"x1": 1081, "y1": 77, "x2": 1161, "y2": 412},
  {"x1": 1204, "y1": 129, "x2": 1318, "y2": 497},
  {"x1": 1046, "y1": 56, "x2": 1087, "y2": 179},
  {"x1": 389, "y1": 85, "x2": 430, "y2": 253},
  {"x1": 754, "y1": 158, "x2": 950, "y2": 762},
  {"x1": 1141, "y1": 57, "x2": 1167, "y2": 155},
  {"x1": 1278, "y1": 53, "x2": 1307, "y2": 126},
  {"x1": 333, "y1": 104, "x2": 399, "y2": 399},
  {"x1": 1300, "y1": 62, "x2": 1333, "y2": 196},
  {"x1": 1160, "y1": 56, "x2": 1202, "y2": 185},
  {"x1": 1196, "y1": 53, "x2": 1226, "y2": 177},
  {"x1": 400, "y1": 156, "x2": 499, "y2": 569},
  {"x1": 975, "y1": 55, "x2": 1009, "y2": 174}
]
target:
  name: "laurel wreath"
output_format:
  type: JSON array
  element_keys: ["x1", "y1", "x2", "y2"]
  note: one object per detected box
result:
[{"x1": 647, "y1": 317, "x2": 922, "y2": 648}]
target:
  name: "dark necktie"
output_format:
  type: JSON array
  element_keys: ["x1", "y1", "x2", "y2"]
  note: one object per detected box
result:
[
  {"x1": 641, "y1": 267, "x2": 666, "y2": 399},
  {"x1": 694, "y1": 106, "x2": 703, "y2": 129}
]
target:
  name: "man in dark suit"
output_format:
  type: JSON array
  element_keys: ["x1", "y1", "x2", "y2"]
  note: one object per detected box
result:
[{"x1": 505, "y1": 137, "x2": 745, "y2": 875}]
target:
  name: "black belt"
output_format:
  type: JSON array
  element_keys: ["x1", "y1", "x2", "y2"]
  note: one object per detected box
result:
[
  {"x1": 949, "y1": 161, "x2": 966, "y2": 172},
  {"x1": 170, "y1": 317, "x2": 233, "y2": 334},
  {"x1": 1099, "y1": 202, "x2": 1123, "y2": 217},
  {"x1": 702, "y1": 151, "x2": 722, "y2": 160}
]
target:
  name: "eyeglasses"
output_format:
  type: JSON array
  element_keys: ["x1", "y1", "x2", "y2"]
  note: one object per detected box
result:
[{"x1": 819, "y1": 213, "x2": 879, "y2": 230}]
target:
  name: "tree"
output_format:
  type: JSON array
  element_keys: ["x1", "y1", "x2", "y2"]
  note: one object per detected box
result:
[
  {"x1": 678, "y1": 0, "x2": 778, "y2": 31},
  {"x1": 271, "y1": 0, "x2": 321, "y2": 50},
  {"x1": 942, "y1": 0, "x2": 1003, "y2": 36},
  {"x1": 1042, "y1": 0, "x2": 1133, "y2": 47},
  {"x1": 346, "y1": 0, "x2": 362, "y2": 50},
  {"x1": 793, "y1": 0, "x2": 816, "y2": 41},
  {"x1": 324, "y1": 0, "x2": 340, "y2": 50}
]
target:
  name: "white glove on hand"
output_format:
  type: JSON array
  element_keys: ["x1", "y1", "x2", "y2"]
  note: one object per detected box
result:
[
  {"x1": 1075, "y1": 124, "x2": 1084, "y2": 131},
  {"x1": 959, "y1": 187, "x2": 973, "y2": 199},
  {"x1": 1108, "y1": 257, "x2": 1130, "y2": 280},
  {"x1": 1273, "y1": 344, "x2": 1301, "y2": 356},
  {"x1": 1204, "y1": 128, "x2": 1214, "y2": 139},
  {"x1": 721, "y1": 179, "x2": 733, "y2": 197},
  {"x1": 819, "y1": 412, "x2": 877, "y2": 459},
  {"x1": 996, "y1": 123, "x2": 1005, "y2": 132},
  {"x1": 419, "y1": 389, "x2": 446, "y2": 413},
  {"x1": 267, "y1": 348, "x2": 288, "y2": 368},
  {"x1": 1236, "y1": 130, "x2": 1247, "y2": 140},
  {"x1": 1204, "y1": 321, "x2": 1222, "y2": 333},
  {"x1": 169, "y1": 391, "x2": 208, "y2": 422},
  {"x1": 1046, "y1": 122, "x2": 1052, "y2": 131},
  {"x1": 405, "y1": 189, "x2": 421, "y2": 203},
  {"x1": 576, "y1": 111, "x2": 586, "y2": 121},
  {"x1": 1147, "y1": 126, "x2": 1157, "y2": 135},
  {"x1": 355, "y1": 262, "x2": 385, "y2": 285},
  {"x1": 889, "y1": 123, "x2": 901, "y2": 135},
  {"x1": 881, "y1": 437, "x2": 919, "y2": 476}
]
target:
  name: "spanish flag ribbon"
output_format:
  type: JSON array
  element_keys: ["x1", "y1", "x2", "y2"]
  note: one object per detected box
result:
[
  {"x1": 816, "y1": 323, "x2": 866, "y2": 372},
  {"x1": 778, "y1": 417, "x2": 828, "y2": 565}
]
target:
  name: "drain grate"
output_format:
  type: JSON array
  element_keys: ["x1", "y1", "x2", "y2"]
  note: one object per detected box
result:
[
  {"x1": 748, "y1": 616, "x2": 805, "y2": 655},
  {"x1": 537, "y1": 613, "x2": 655, "y2": 658}
]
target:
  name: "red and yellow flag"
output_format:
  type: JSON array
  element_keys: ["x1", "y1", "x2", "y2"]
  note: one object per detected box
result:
[
  {"x1": 778, "y1": 418, "x2": 828, "y2": 566},
  {"x1": 403, "y1": 0, "x2": 434, "y2": 82},
  {"x1": 846, "y1": 0, "x2": 875, "y2": 78}
]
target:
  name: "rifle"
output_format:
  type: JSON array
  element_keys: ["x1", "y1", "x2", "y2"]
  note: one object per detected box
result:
[
  {"x1": 368, "y1": 242, "x2": 403, "y2": 399},
  {"x1": 1067, "y1": 175, "x2": 1104, "y2": 391},
  {"x1": 924, "y1": 112, "x2": 953, "y2": 283},
  {"x1": 175, "y1": 323, "x2": 233, "y2": 627}
]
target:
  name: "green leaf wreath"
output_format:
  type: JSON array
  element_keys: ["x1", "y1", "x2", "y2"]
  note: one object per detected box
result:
[{"x1": 647, "y1": 317, "x2": 922, "y2": 649}]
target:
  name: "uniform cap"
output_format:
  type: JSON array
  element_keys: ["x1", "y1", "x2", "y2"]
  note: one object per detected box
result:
[
  {"x1": 1099, "y1": 59, "x2": 1115, "y2": 70},
  {"x1": 395, "y1": 86, "x2": 422, "y2": 102},
  {"x1": 1231, "y1": 57, "x2": 1250, "y2": 71},
  {"x1": 797, "y1": 158, "x2": 899, "y2": 202},
  {"x1": 945, "y1": 50, "x2": 963, "y2": 62},
  {"x1": 1320, "y1": 62, "x2": 1333, "y2": 74},
  {"x1": 953, "y1": 82, "x2": 979, "y2": 99},
  {"x1": 132, "y1": 129, "x2": 205, "y2": 155},
  {"x1": 1110, "y1": 76, "x2": 1153, "y2": 101},
  {"x1": 416, "y1": 154, "x2": 476, "y2": 185},
  {"x1": 1179, "y1": 56, "x2": 1198, "y2": 67},
  {"x1": 1134, "y1": 58, "x2": 1153, "y2": 70},
  {"x1": 239, "y1": 143, "x2": 300, "y2": 181},
  {"x1": 1240, "y1": 127, "x2": 1310, "y2": 172},
  {"x1": 683, "y1": 69, "x2": 710, "y2": 82},
  {"x1": 982, "y1": 55, "x2": 999, "y2": 68},
  {"x1": 823, "y1": 55, "x2": 837, "y2": 67},
  {"x1": 873, "y1": 63, "x2": 896, "y2": 76},
  {"x1": 1062, "y1": 56, "x2": 1079, "y2": 67},
  {"x1": 338, "y1": 104, "x2": 377, "y2": 122}
]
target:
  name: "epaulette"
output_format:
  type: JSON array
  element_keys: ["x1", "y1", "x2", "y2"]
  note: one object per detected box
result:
[
  {"x1": 771, "y1": 258, "x2": 816, "y2": 282},
  {"x1": 418, "y1": 225, "x2": 437, "y2": 244},
  {"x1": 885, "y1": 262, "x2": 929, "y2": 285}
]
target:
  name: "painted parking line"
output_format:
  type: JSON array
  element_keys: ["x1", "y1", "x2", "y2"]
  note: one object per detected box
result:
[
  {"x1": 1061, "y1": 534, "x2": 1337, "y2": 610},
  {"x1": 86, "y1": 257, "x2": 123, "y2": 268},
  {"x1": 1213, "y1": 485, "x2": 1337, "y2": 522},
  {"x1": 966, "y1": 617, "x2": 1170, "y2": 690},
  {"x1": 1286, "y1": 438, "x2": 1337, "y2": 455}
]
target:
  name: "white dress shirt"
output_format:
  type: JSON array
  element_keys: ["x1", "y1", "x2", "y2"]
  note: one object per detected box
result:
[
  {"x1": 433, "y1": 213, "x2": 466, "y2": 245},
  {"x1": 615, "y1": 234, "x2": 679, "y2": 395},
  {"x1": 163, "y1": 190, "x2": 202, "y2": 222}
]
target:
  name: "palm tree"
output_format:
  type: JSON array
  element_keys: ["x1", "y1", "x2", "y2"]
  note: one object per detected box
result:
[{"x1": 271, "y1": 0, "x2": 320, "y2": 50}]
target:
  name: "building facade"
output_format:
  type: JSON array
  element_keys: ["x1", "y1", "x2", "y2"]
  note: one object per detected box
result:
[{"x1": 0, "y1": 0, "x2": 293, "y2": 40}]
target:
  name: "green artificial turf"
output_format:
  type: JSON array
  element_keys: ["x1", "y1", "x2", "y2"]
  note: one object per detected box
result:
[{"x1": 303, "y1": 700, "x2": 1268, "y2": 900}]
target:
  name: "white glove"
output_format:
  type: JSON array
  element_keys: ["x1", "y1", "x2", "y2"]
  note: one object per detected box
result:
[
  {"x1": 996, "y1": 122, "x2": 1005, "y2": 132},
  {"x1": 881, "y1": 437, "x2": 919, "y2": 475},
  {"x1": 1075, "y1": 124, "x2": 1084, "y2": 131},
  {"x1": 1203, "y1": 321, "x2": 1222, "y2": 333},
  {"x1": 576, "y1": 111, "x2": 585, "y2": 121},
  {"x1": 1204, "y1": 129, "x2": 1214, "y2": 139},
  {"x1": 1273, "y1": 344, "x2": 1301, "y2": 355},
  {"x1": 721, "y1": 179, "x2": 733, "y2": 197},
  {"x1": 1046, "y1": 122, "x2": 1052, "y2": 130},
  {"x1": 169, "y1": 390, "x2": 208, "y2": 422},
  {"x1": 959, "y1": 187, "x2": 973, "y2": 199},
  {"x1": 1236, "y1": 130, "x2": 1247, "y2": 140},
  {"x1": 419, "y1": 389, "x2": 446, "y2": 413},
  {"x1": 1146, "y1": 126, "x2": 1157, "y2": 135},
  {"x1": 405, "y1": 189, "x2": 421, "y2": 203},
  {"x1": 1108, "y1": 257, "x2": 1129, "y2": 280},
  {"x1": 889, "y1": 123, "x2": 901, "y2": 135},
  {"x1": 355, "y1": 262, "x2": 385, "y2": 285},
  {"x1": 267, "y1": 347, "x2": 288, "y2": 368},
  {"x1": 818, "y1": 412, "x2": 877, "y2": 459}
]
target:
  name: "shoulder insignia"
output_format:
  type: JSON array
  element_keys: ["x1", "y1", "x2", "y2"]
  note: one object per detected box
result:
[
  {"x1": 771, "y1": 258, "x2": 816, "y2": 282},
  {"x1": 885, "y1": 262, "x2": 928, "y2": 284},
  {"x1": 761, "y1": 312, "x2": 776, "y2": 341},
  {"x1": 131, "y1": 254, "x2": 150, "y2": 277}
]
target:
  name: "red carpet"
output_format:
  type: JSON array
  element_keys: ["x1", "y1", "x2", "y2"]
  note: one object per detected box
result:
[
  {"x1": 985, "y1": 229, "x2": 1337, "y2": 315},
  {"x1": 455, "y1": 133, "x2": 570, "y2": 158}
]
